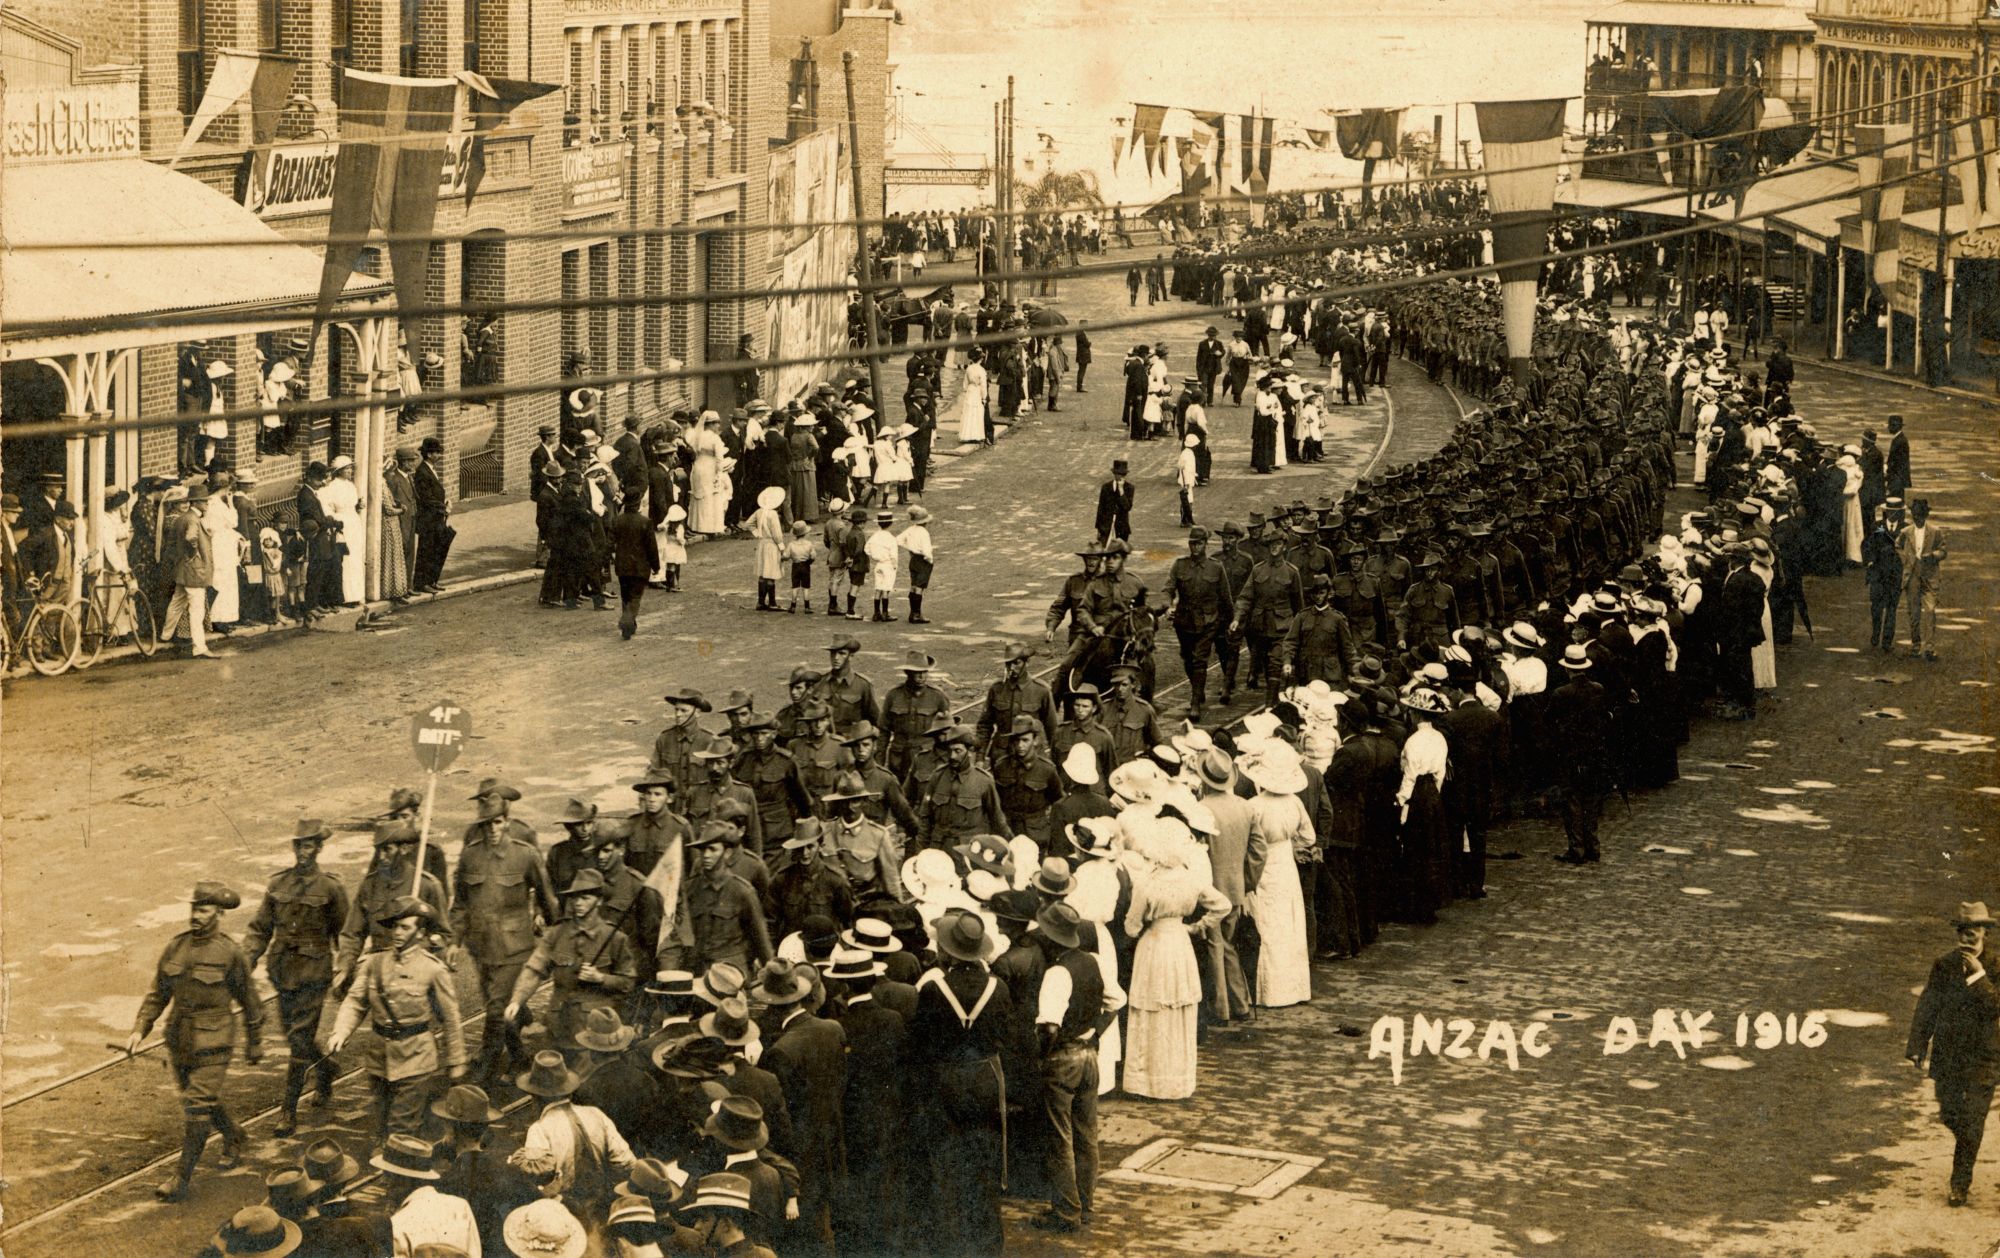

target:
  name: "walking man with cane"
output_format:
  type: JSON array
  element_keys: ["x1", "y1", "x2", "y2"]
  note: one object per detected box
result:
[{"x1": 1908, "y1": 902, "x2": 2000, "y2": 1207}]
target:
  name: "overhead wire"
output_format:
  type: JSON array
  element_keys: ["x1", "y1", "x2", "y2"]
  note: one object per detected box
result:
[
  {"x1": 3, "y1": 108, "x2": 1975, "y2": 444},
  {"x1": 16, "y1": 67, "x2": 1993, "y2": 253}
]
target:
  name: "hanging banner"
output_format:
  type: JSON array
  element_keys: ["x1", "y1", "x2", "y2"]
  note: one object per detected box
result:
[
  {"x1": 1336, "y1": 108, "x2": 1403, "y2": 207},
  {"x1": 1855, "y1": 123, "x2": 1914, "y2": 290},
  {"x1": 174, "y1": 49, "x2": 296, "y2": 165},
  {"x1": 1132, "y1": 104, "x2": 1167, "y2": 179},
  {"x1": 1952, "y1": 115, "x2": 2000, "y2": 232},
  {"x1": 764, "y1": 128, "x2": 853, "y2": 406},
  {"x1": 1473, "y1": 98, "x2": 1567, "y2": 386}
]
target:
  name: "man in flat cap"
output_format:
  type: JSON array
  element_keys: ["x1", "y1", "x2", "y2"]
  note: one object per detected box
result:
[
  {"x1": 326, "y1": 896, "x2": 467, "y2": 1139},
  {"x1": 243, "y1": 819, "x2": 351, "y2": 1134},
  {"x1": 127, "y1": 881, "x2": 265, "y2": 1201}
]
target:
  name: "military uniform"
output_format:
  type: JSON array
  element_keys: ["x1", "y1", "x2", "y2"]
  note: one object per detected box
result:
[
  {"x1": 243, "y1": 858, "x2": 348, "y2": 1124},
  {"x1": 784, "y1": 731, "x2": 852, "y2": 818},
  {"x1": 1165, "y1": 546, "x2": 1234, "y2": 714},
  {"x1": 1331, "y1": 570, "x2": 1389, "y2": 648},
  {"x1": 1232, "y1": 556, "x2": 1302, "y2": 703},
  {"x1": 1364, "y1": 549, "x2": 1413, "y2": 604},
  {"x1": 329, "y1": 931, "x2": 466, "y2": 1136},
  {"x1": 1284, "y1": 602, "x2": 1361, "y2": 686},
  {"x1": 733, "y1": 740, "x2": 813, "y2": 848},
  {"x1": 132, "y1": 883, "x2": 265, "y2": 1200},
  {"x1": 826, "y1": 815, "x2": 904, "y2": 902},
  {"x1": 649, "y1": 720, "x2": 712, "y2": 797},
  {"x1": 335, "y1": 859, "x2": 448, "y2": 975},
  {"x1": 596, "y1": 861, "x2": 666, "y2": 970},
  {"x1": 684, "y1": 774, "x2": 766, "y2": 855},
  {"x1": 684, "y1": 867, "x2": 774, "y2": 974},
  {"x1": 882, "y1": 682, "x2": 952, "y2": 779},
  {"x1": 626, "y1": 805, "x2": 691, "y2": 880},
  {"x1": 1398, "y1": 573, "x2": 1460, "y2": 649},
  {"x1": 450, "y1": 813, "x2": 558, "y2": 1080},
  {"x1": 1049, "y1": 716, "x2": 1115, "y2": 790},
  {"x1": 920, "y1": 759, "x2": 1010, "y2": 848},
  {"x1": 1215, "y1": 539, "x2": 1255, "y2": 697},
  {"x1": 1101, "y1": 687, "x2": 1163, "y2": 766},
  {"x1": 508, "y1": 907, "x2": 638, "y2": 1051},
  {"x1": 992, "y1": 746, "x2": 1064, "y2": 846},
  {"x1": 977, "y1": 672, "x2": 1061, "y2": 758},
  {"x1": 1045, "y1": 568, "x2": 1097, "y2": 642},
  {"x1": 811, "y1": 668, "x2": 881, "y2": 728}
]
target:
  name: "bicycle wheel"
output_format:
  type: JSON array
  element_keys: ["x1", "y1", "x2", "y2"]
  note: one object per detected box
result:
[
  {"x1": 78, "y1": 598, "x2": 108, "y2": 669},
  {"x1": 130, "y1": 588, "x2": 159, "y2": 657},
  {"x1": 24, "y1": 604, "x2": 80, "y2": 676}
]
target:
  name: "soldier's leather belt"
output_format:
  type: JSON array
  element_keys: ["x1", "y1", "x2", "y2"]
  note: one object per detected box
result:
[{"x1": 373, "y1": 1020, "x2": 431, "y2": 1040}]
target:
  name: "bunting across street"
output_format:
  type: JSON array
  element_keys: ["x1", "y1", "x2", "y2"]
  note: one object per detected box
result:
[{"x1": 1472, "y1": 96, "x2": 1568, "y2": 384}]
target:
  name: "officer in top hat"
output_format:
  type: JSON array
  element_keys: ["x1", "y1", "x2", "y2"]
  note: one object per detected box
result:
[
  {"x1": 244, "y1": 819, "x2": 351, "y2": 1134},
  {"x1": 128, "y1": 881, "x2": 265, "y2": 1202}
]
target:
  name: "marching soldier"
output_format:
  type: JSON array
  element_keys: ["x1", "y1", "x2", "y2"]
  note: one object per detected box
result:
[
  {"x1": 682, "y1": 824, "x2": 775, "y2": 975},
  {"x1": 882, "y1": 650, "x2": 952, "y2": 781},
  {"x1": 1231, "y1": 542, "x2": 1302, "y2": 705},
  {"x1": 548, "y1": 799, "x2": 600, "y2": 897},
  {"x1": 1443, "y1": 533, "x2": 1490, "y2": 629},
  {"x1": 775, "y1": 666, "x2": 825, "y2": 741},
  {"x1": 590, "y1": 821, "x2": 665, "y2": 974},
  {"x1": 1050, "y1": 684, "x2": 1116, "y2": 791},
  {"x1": 991, "y1": 716, "x2": 1064, "y2": 847},
  {"x1": 977, "y1": 642, "x2": 1062, "y2": 759},
  {"x1": 1332, "y1": 540, "x2": 1389, "y2": 649},
  {"x1": 1488, "y1": 513, "x2": 1538, "y2": 619},
  {"x1": 784, "y1": 700, "x2": 852, "y2": 822},
  {"x1": 1100, "y1": 664, "x2": 1162, "y2": 766},
  {"x1": 333, "y1": 820, "x2": 448, "y2": 984},
  {"x1": 1044, "y1": 548, "x2": 1105, "y2": 646},
  {"x1": 1365, "y1": 527, "x2": 1414, "y2": 605},
  {"x1": 243, "y1": 819, "x2": 350, "y2": 1135},
  {"x1": 627, "y1": 770, "x2": 692, "y2": 882},
  {"x1": 840, "y1": 719, "x2": 925, "y2": 837},
  {"x1": 734, "y1": 712, "x2": 813, "y2": 853},
  {"x1": 506, "y1": 869, "x2": 639, "y2": 1053},
  {"x1": 1284, "y1": 516, "x2": 1336, "y2": 587},
  {"x1": 920, "y1": 727, "x2": 1010, "y2": 848},
  {"x1": 1285, "y1": 575, "x2": 1362, "y2": 687},
  {"x1": 812, "y1": 634, "x2": 882, "y2": 727},
  {"x1": 1164, "y1": 526, "x2": 1234, "y2": 722},
  {"x1": 451, "y1": 778, "x2": 558, "y2": 1086},
  {"x1": 685, "y1": 736, "x2": 766, "y2": 856},
  {"x1": 1398, "y1": 553, "x2": 1460, "y2": 649},
  {"x1": 1214, "y1": 522, "x2": 1253, "y2": 703},
  {"x1": 127, "y1": 881, "x2": 265, "y2": 1202},
  {"x1": 325, "y1": 896, "x2": 467, "y2": 1139},
  {"x1": 823, "y1": 772, "x2": 906, "y2": 904},
  {"x1": 650, "y1": 687, "x2": 715, "y2": 797}
]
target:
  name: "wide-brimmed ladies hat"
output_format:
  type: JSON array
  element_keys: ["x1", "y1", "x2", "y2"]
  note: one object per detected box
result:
[
  {"x1": 1239, "y1": 745, "x2": 1307, "y2": 794},
  {"x1": 756, "y1": 486, "x2": 787, "y2": 510},
  {"x1": 503, "y1": 1200, "x2": 587, "y2": 1258},
  {"x1": 1501, "y1": 621, "x2": 1544, "y2": 651}
]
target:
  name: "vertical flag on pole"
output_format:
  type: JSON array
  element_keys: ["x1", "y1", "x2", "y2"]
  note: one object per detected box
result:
[
  {"x1": 313, "y1": 69, "x2": 463, "y2": 349},
  {"x1": 173, "y1": 50, "x2": 297, "y2": 166},
  {"x1": 1952, "y1": 114, "x2": 2000, "y2": 232},
  {"x1": 1854, "y1": 123, "x2": 1914, "y2": 289},
  {"x1": 1472, "y1": 98, "x2": 1568, "y2": 388}
]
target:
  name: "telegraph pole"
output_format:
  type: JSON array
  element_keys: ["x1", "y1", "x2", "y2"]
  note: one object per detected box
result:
[
  {"x1": 1932, "y1": 105, "x2": 1951, "y2": 387},
  {"x1": 842, "y1": 52, "x2": 886, "y2": 414},
  {"x1": 1003, "y1": 75, "x2": 1016, "y2": 301}
]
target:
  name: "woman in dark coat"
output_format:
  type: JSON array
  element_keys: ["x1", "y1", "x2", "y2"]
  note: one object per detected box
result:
[
  {"x1": 545, "y1": 478, "x2": 602, "y2": 609},
  {"x1": 759, "y1": 427, "x2": 793, "y2": 528},
  {"x1": 911, "y1": 911, "x2": 1018, "y2": 1257},
  {"x1": 787, "y1": 416, "x2": 820, "y2": 523}
]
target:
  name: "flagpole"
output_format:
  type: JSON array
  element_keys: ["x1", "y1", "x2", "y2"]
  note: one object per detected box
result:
[{"x1": 1933, "y1": 124, "x2": 1949, "y2": 387}]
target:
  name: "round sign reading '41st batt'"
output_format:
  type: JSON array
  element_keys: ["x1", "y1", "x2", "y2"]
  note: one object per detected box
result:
[{"x1": 410, "y1": 701, "x2": 472, "y2": 773}]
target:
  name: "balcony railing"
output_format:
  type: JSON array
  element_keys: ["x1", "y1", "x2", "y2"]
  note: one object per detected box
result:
[{"x1": 1585, "y1": 66, "x2": 1813, "y2": 111}]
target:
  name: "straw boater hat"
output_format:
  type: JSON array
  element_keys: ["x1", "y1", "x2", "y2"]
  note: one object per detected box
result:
[
  {"x1": 840, "y1": 916, "x2": 903, "y2": 953},
  {"x1": 369, "y1": 1133, "x2": 440, "y2": 1181},
  {"x1": 1559, "y1": 644, "x2": 1594, "y2": 671}
]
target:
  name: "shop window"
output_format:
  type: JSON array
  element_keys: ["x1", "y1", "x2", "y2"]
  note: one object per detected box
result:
[
  {"x1": 331, "y1": 0, "x2": 352, "y2": 99},
  {"x1": 259, "y1": 0, "x2": 283, "y2": 52}
]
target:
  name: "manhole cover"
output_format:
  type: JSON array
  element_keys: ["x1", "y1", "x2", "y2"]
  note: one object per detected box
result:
[
  {"x1": 1107, "y1": 1139, "x2": 1323, "y2": 1200},
  {"x1": 1153, "y1": 1148, "x2": 1285, "y2": 1187}
]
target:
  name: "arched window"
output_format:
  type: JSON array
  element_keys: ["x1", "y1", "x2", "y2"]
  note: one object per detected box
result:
[
  {"x1": 1869, "y1": 64, "x2": 1886, "y2": 126},
  {"x1": 1895, "y1": 65, "x2": 1913, "y2": 126}
]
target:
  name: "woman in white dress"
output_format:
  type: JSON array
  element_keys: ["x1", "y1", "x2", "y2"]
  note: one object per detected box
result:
[
  {"x1": 748, "y1": 485, "x2": 786, "y2": 611},
  {"x1": 1838, "y1": 450, "x2": 1865, "y2": 566},
  {"x1": 1750, "y1": 537, "x2": 1778, "y2": 691},
  {"x1": 1065, "y1": 817, "x2": 1126, "y2": 1095},
  {"x1": 872, "y1": 425, "x2": 912, "y2": 506},
  {"x1": 956, "y1": 348, "x2": 989, "y2": 444},
  {"x1": 1120, "y1": 816, "x2": 1229, "y2": 1100},
  {"x1": 688, "y1": 411, "x2": 727, "y2": 536},
  {"x1": 318, "y1": 455, "x2": 364, "y2": 604},
  {"x1": 203, "y1": 483, "x2": 246, "y2": 625},
  {"x1": 1239, "y1": 743, "x2": 1312, "y2": 1008}
]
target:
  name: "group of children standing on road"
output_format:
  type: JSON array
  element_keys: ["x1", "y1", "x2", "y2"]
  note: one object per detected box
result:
[{"x1": 744, "y1": 490, "x2": 939, "y2": 622}]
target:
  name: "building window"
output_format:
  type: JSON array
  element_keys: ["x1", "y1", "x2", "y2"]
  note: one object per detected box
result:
[
  {"x1": 464, "y1": 0, "x2": 480, "y2": 72},
  {"x1": 400, "y1": 0, "x2": 419, "y2": 77},
  {"x1": 330, "y1": 0, "x2": 352, "y2": 98},
  {"x1": 259, "y1": 0, "x2": 283, "y2": 51},
  {"x1": 179, "y1": 0, "x2": 206, "y2": 121}
]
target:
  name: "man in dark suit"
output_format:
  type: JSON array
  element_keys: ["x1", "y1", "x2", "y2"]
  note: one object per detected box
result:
[
  {"x1": 1908, "y1": 902, "x2": 2000, "y2": 1206},
  {"x1": 412, "y1": 437, "x2": 452, "y2": 593},
  {"x1": 1858, "y1": 429, "x2": 1887, "y2": 532},
  {"x1": 1094, "y1": 460, "x2": 1135, "y2": 548},
  {"x1": 294, "y1": 463, "x2": 340, "y2": 613},
  {"x1": 1073, "y1": 323, "x2": 1093, "y2": 393},
  {"x1": 1864, "y1": 498, "x2": 1905, "y2": 650},
  {"x1": 1440, "y1": 685, "x2": 1503, "y2": 899},
  {"x1": 752, "y1": 960, "x2": 846, "y2": 1257},
  {"x1": 1713, "y1": 545, "x2": 1766, "y2": 718},
  {"x1": 608, "y1": 488, "x2": 660, "y2": 640},
  {"x1": 1121, "y1": 346, "x2": 1150, "y2": 439},
  {"x1": 1195, "y1": 326, "x2": 1226, "y2": 404},
  {"x1": 1548, "y1": 645, "x2": 1611, "y2": 864},
  {"x1": 1885, "y1": 412, "x2": 1911, "y2": 501}
]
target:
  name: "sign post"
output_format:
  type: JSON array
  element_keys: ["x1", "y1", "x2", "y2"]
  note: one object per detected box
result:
[{"x1": 408, "y1": 701, "x2": 471, "y2": 897}]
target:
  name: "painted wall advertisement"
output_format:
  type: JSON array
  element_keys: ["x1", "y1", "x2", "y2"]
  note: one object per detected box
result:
[
  {"x1": 765, "y1": 128, "x2": 854, "y2": 405},
  {"x1": 244, "y1": 134, "x2": 475, "y2": 217}
]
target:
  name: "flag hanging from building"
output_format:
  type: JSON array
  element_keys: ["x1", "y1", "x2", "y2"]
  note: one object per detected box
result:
[
  {"x1": 173, "y1": 49, "x2": 297, "y2": 165},
  {"x1": 1132, "y1": 104, "x2": 1168, "y2": 179},
  {"x1": 1472, "y1": 98, "x2": 1567, "y2": 386},
  {"x1": 1305, "y1": 128, "x2": 1331, "y2": 151},
  {"x1": 1952, "y1": 114, "x2": 2000, "y2": 232},
  {"x1": 453, "y1": 71, "x2": 561, "y2": 202},
  {"x1": 1854, "y1": 123, "x2": 1914, "y2": 290},
  {"x1": 1335, "y1": 107, "x2": 1403, "y2": 207},
  {"x1": 313, "y1": 69, "x2": 462, "y2": 348},
  {"x1": 1183, "y1": 111, "x2": 1223, "y2": 199}
]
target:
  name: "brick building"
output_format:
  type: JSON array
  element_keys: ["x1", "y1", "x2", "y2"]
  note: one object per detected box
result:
[{"x1": 3, "y1": 0, "x2": 782, "y2": 536}]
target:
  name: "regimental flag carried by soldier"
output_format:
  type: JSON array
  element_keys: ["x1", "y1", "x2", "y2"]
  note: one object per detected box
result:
[
  {"x1": 312, "y1": 70, "x2": 462, "y2": 349},
  {"x1": 1951, "y1": 113, "x2": 2000, "y2": 232},
  {"x1": 1855, "y1": 123, "x2": 1915, "y2": 290},
  {"x1": 1334, "y1": 107, "x2": 1403, "y2": 207},
  {"x1": 1472, "y1": 98, "x2": 1567, "y2": 387}
]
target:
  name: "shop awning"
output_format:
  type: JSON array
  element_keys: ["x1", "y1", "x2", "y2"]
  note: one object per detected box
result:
[
  {"x1": 2, "y1": 158, "x2": 389, "y2": 362},
  {"x1": 1697, "y1": 160, "x2": 1857, "y2": 252},
  {"x1": 1589, "y1": 1, "x2": 1817, "y2": 32},
  {"x1": 1558, "y1": 176, "x2": 1692, "y2": 217}
]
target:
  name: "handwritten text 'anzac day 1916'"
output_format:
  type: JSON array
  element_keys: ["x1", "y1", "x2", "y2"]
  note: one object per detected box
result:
[{"x1": 1368, "y1": 1011, "x2": 1832, "y2": 1085}]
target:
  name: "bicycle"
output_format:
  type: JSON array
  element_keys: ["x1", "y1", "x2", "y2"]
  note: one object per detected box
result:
[
  {"x1": 7, "y1": 577, "x2": 82, "y2": 676},
  {"x1": 77, "y1": 571, "x2": 158, "y2": 668}
]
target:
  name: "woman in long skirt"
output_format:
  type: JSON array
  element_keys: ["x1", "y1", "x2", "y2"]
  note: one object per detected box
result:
[
  {"x1": 688, "y1": 412, "x2": 727, "y2": 536},
  {"x1": 203, "y1": 488, "x2": 245, "y2": 627},
  {"x1": 1066, "y1": 844, "x2": 1125, "y2": 1095},
  {"x1": 1394, "y1": 697, "x2": 1453, "y2": 924},
  {"x1": 1239, "y1": 747, "x2": 1313, "y2": 1007},
  {"x1": 1120, "y1": 824, "x2": 1230, "y2": 1099},
  {"x1": 1838, "y1": 451, "x2": 1865, "y2": 567},
  {"x1": 787, "y1": 415, "x2": 820, "y2": 523},
  {"x1": 1750, "y1": 541, "x2": 1778, "y2": 690},
  {"x1": 378, "y1": 455, "x2": 410, "y2": 600},
  {"x1": 320, "y1": 456, "x2": 365, "y2": 604},
  {"x1": 956, "y1": 349, "x2": 989, "y2": 444}
]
